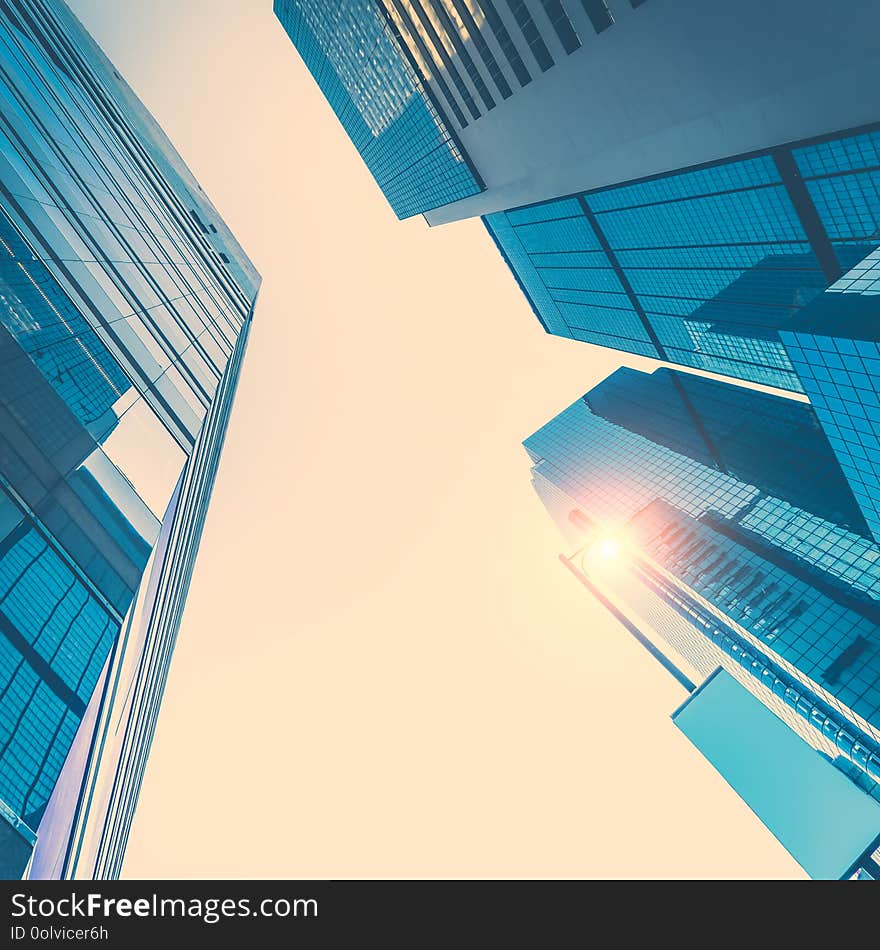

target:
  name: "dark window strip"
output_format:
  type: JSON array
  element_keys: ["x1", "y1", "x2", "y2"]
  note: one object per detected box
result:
[
  {"x1": 588, "y1": 179, "x2": 784, "y2": 215},
  {"x1": 801, "y1": 163, "x2": 880, "y2": 182},
  {"x1": 539, "y1": 0, "x2": 581, "y2": 54},
  {"x1": 407, "y1": 0, "x2": 482, "y2": 120},
  {"x1": 578, "y1": 0, "x2": 613, "y2": 33},
  {"x1": 475, "y1": 0, "x2": 533, "y2": 85},
  {"x1": 447, "y1": 0, "x2": 513, "y2": 98},
  {"x1": 550, "y1": 295, "x2": 642, "y2": 315},
  {"x1": 540, "y1": 263, "x2": 824, "y2": 272},
  {"x1": 384, "y1": 0, "x2": 470, "y2": 127},
  {"x1": 502, "y1": 0, "x2": 554, "y2": 72},
  {"x1": 425, "y1": 0, "x2": 496, "y2": 110}
]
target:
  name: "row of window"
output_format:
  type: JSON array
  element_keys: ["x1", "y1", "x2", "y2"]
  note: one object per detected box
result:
[
  {"x1": 1, "y1": 2, "x2": 253, "y2": 448},
  {"x1": 487, "y1": 127, "x2": 880, "y2": 392},
  {"x1": 276, "y1": 0, "x2": 482, "y2": 217},
  {"x1": 0, "y1": 513, "x2": 119, "y2": 826},
  {"x1": 385, "y1": 0, "x2": 642, "y2": 129}
]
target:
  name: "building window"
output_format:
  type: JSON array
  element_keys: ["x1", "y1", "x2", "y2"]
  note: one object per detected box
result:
[
  {"x1": 474, "y1": 0, "x2": 533, "y2": 86},
  {"x1": 539, "y1": 0, "x2": 581, "y2": 54},
  {"x1": 446, "y1": 0, "x2": 513, "y2": 98},
  {"x1": 502, "y1": 0, "x2": 555, "y2": 73},
  {"x1": 578, "y1": 0, "x2": 613, "y2": 34}
]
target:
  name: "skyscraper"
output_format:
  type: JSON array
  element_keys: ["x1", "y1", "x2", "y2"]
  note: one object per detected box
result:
[
  {"x1": 780, "y1": 247, "x2": 880, "y2": 546},
  {"x1": 275, "y1": 2, "x2": 880, "y2": 397},
  {"x1": 484, "y1": 127, "x2": 880, "y2": 391},
  {"x1": 273, "y1": 0, "x2": 484, "y2": 219},
  {"x1": 273, "y1": 1, "x2": 880, "y2": 221},
  {"x1": 526, "y1": 366, "x2": 880, "y2": 877},
  {"x1": 418, "y1": 0, "x2": 880, "y2": 226},
  {"x1": 0, "y1": 0, "x2": 259, "y2": 879},
  {"x1": 275, "y1": 0, "x2": 880, "y2": 876}
]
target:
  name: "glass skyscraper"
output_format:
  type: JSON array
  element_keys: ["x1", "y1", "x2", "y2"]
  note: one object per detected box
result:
[
  {"x1": 526, "y1": 367, "x2": 880, "y2": 876},
  {"x1": 275, "y1": 0, "x2": 880, "y2": 876},
  {"x1": 486, "y1": 127, "x2": 880, "y2": 391},
  {"x1": 274, "y1": 2, "x2": 880, "y2": 400},
  {"x1": 0, "y1": 0, "x2": 259, "y2": 879},
  {"x1": 527, "y1": 368, "x2": 880, "y2": 755},
  {"x1": 273, "y1": 0, "x2": 484, "y2": 218},
  {"x1": 781, "y1": 247, "x2": 880, "y2": 548},
  {"x1": 273, "y1": 1, "x2": 880, "y2": 225}
]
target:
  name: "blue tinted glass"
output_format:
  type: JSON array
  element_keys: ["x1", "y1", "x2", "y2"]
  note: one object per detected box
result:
[
  {"x1": 274, "y1": 0, "x2": 481, "y2": 218},
  {"x1": 525, "y1": 367, "x2": 880, "y2": 758},
  {"x1": 586, "y1": 156, "x2": 782, "y2": 212},
  {"x1": 782, "y1": 247, "x2": 880, "y2": 548},
  {"x1": 484, "y1": 212, "x2": 571, "y2": 338},
  {"x1": 487, "y1": 132, "x2": 880, "y2": 391},
  {"x1": 803, "y1": 173, "x2": 880, "y2": 245},
  {"x1": 0, "y1": 210, "x2": 130, "y2": 429},
  {"x1": 0, "y1": 0, "x2": 259, "y2": 878},
  {"x1": 793, "y1": 130, "x2": 880, "y2": 178},
  {"x1": 0, "y1": 506, "x2": 119, "y2": 829}
]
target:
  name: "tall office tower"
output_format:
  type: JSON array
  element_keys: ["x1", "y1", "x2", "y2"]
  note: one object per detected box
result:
[
  {"x1": 277, "y1": 0, "x2": 880, "y2": 875},
  {"x1": 526, "y1": 366, "x2": 880, "y2": 878},
  {"x1": 0, "y1": 0, "x2": 259, "y2": 879},
  {"x1": 484, "y1": 127, "x2": 880, "y2": 392},
  {"x1": 274, "y1": 1, "x2": 880, "y2": 222},
  {"x1": 273, "y1": 0, "x2": 484, "y2": 218},
  {"x1": 274, "y1": 1, "x2": 880, "y2": 391},
  {"x1": 780, "y1": 248, "x2": 880, "y2": 547}
]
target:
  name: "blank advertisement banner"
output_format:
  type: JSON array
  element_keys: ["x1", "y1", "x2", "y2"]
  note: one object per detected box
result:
[{"x1": 673, "y1": 669, "x2": 880, "y2": 879}]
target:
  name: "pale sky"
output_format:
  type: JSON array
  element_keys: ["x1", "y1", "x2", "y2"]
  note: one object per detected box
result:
[{"x1": 67, "y1": 0, "x2": 803, "y2": 879}]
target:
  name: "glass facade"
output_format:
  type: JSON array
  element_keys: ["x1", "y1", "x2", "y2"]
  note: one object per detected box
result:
[
  {"x1": 584, "y1": 368, "x2": 871, "y2": 536},
  {"x1": 273, "y1": 0, "x2": 483, "y2": 218},
  {"x1": 486, "y1": 126, "x2": 880, "y2": 390},
  {"x1": 0, "y1": 510, "x2": 118, "y2": 825},
  {"x1": 0, "y1": 0, "x2": 259, "y2": 879},
  {"x1": 377, "y1": 1, "x2": 651, "y2": 132},
  {"x1": 0, "y1": 210, "x2": 129, "y2": 432},
  {"x1": 525, "y1": 367, "x2": 880, "y2": 782},
  {"x1": 781, "y1": 244, "x2": 880, "y2": 547},
  {"x1": 278, "y1": 0, "x2": 646, "y2": 158}
]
